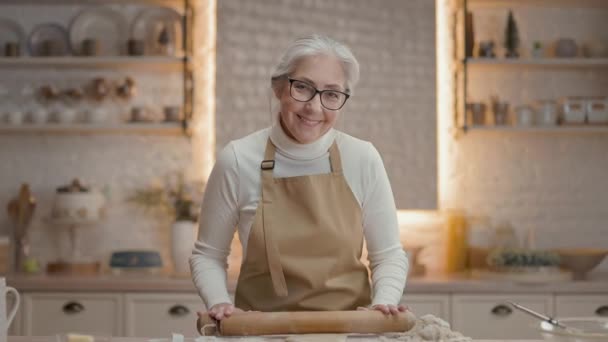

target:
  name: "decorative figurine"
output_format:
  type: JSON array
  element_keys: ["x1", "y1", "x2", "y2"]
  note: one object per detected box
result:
[
  {"x1": 478, "y1": 41, "x2": 496, "y2": 58},
  {"x1": 504, "y1": 10, "x2": 520, "y2": 58}
]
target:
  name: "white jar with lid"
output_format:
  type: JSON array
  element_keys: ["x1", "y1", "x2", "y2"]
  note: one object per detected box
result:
[
  {"x1": 515, "y1": 105, "x2": 535, "y2": 126},
  {"x1": 536, "y1": 100, "x2": 559, "y2": 126},
  {"x1": 587, "y1": 97, "x2": 608, "y2": 124},
  {"x1": 562, "y1": 97, "x2": 586, "y2": 124}
]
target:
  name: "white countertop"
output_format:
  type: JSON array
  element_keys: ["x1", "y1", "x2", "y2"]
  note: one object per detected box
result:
[
  {"x1": 8, "y1": 337, "x2": 544, "y2": 342},
  {"x1": 5, "y1": 272, "x2": 608, "y2": 294}
]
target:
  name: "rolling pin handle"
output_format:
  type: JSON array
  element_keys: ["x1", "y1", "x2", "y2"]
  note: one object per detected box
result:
[{"x1": 197, "y1": 313, "x2": 219, "y2": 336}]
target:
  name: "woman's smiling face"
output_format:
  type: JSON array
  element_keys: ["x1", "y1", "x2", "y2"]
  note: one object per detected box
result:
[{"x1": 275, "y1": 54, "x2": 347, "y2": 144}]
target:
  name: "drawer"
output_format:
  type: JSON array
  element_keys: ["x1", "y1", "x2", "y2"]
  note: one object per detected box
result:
[
  {"x1": 125, "y1": 293, "x2": 204, "y2": 337},
  {"x1": 401, "y1": 294, "x2": 450, "y2": 322},
  {"x1": 23, "y1": 292, "x2": 122, "y2": 336},
  {"x1": 555, "y1": 295, "x2": 608, "y2": 318},
  {"x1": 451, "y1": 294, "x2": 553, "y2": 339}
]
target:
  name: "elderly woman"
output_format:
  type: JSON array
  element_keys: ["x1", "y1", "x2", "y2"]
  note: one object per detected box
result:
[{"x1": 190, "y1": 34, "x2": 408, "y2": 321}]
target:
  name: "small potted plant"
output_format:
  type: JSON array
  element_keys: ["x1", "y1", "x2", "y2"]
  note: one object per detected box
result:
[{"x1": 128, "y1": 171, "x2": 205, "y2": 276}]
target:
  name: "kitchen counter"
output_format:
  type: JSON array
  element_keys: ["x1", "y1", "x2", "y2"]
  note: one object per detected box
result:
[
  {"x1": 8, "y1": 337, "x2": 543, "y2": 342},
  {"x1": 6, "y1": 272, "x2": 608, "y2": 294}
]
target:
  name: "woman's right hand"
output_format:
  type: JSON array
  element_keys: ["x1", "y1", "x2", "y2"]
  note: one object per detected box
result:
[{"x1": 203, "y1": 303, "x2": 244, "y2": 321}]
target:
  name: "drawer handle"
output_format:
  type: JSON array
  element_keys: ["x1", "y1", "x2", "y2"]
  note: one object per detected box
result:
[
  {"x1": 491, "y1": 304, "x2": 513, "y2": 317},
  {"x1": 596, "y1": 305, "x2": 608, "y2": 317},
  {"x1": 169, "y1": 304, "x2": 190, "y2": 317},
  {"x1": 62, "y1": 301, "x2": 85, "y2": 315}
]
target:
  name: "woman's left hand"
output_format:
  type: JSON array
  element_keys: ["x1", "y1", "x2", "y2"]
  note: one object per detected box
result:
[{"x1": 358, "y1": 304, "x2": 409, "y2": 315}]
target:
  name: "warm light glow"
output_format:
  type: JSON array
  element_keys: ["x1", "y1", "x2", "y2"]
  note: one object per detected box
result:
[
  {"x1": 436, "y1": 0, "x2": 455, "y2": 208},
  {"x1": 397, "y1": 210, "x2": 441, "y2": 227},
  {"x1": 192, "y1": 0, "x2": 217, "y2": 180}
]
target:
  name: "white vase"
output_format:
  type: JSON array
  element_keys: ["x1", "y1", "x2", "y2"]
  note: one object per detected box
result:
[{"x1": 171, "y1": 220, "x2": 197, "y2": 277}]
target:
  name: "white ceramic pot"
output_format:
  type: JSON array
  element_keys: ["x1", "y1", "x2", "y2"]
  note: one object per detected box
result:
[{"x1": 171, "y1": 220, "x2": 197, "y2": 277}]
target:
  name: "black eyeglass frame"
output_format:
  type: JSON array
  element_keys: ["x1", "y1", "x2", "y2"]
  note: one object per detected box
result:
[{"x1": 287, "y1": 78, "x2": 350, "y2": 110}]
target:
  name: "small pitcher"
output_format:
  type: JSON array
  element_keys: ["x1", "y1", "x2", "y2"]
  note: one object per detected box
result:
[{"x1": 1, "y1": 277, "x2": 20, "y2": 339}]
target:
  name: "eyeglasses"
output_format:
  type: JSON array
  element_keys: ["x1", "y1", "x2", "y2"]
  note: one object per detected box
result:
[{"x1": 288, "y1": 78, "x2": 350, "y2": 110}]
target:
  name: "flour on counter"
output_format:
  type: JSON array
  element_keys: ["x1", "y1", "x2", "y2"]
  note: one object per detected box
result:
[{"x1": 380, "y1": 314, "x2": 472, "y2": 342}]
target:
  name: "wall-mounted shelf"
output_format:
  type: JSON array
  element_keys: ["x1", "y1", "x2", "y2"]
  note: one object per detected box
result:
[
  {"x1": 0, "y1": 123, "x2": 184, "y2": 135},
  {"x1": 466, "y1": 58, "x2": 608, "y2": 68},
  {"x1": 1, "y1": 0, "x2": 183, "y2": 5},
  {"x1": 468, "y1": 0, "x2": 608, "y2": 9},
  {"x1": 0, "y1": 57, "x2": 186, "y2": 70},
  {"x1": 465, "y1": 125, "x2": 608, "y2": 133}
]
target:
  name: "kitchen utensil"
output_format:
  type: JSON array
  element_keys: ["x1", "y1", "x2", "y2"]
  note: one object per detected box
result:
[
  {"x1": 69, "y1": 6, "x2": 128, "y2": 56},
  {"x1": 197, "y1": 310, "x2": 417, "y2": 336},
  {"x1": 533, "y1": 317, "x2": 608, "y2": 342},
  {"x1": 27, "y1": 23, "x2": 71, "y2": 57},
  {"x1": 508, "y1": 301, "x2": 579, "y2": 333},
  {"x1": 130, "y1": 6, "x2": 183, "y2": 56}
]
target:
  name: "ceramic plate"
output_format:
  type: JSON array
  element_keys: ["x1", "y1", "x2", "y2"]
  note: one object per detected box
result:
[
  {"x1": 69, "y1": 6, "x2": 128, "y2": 56},
  {"x1": 130, "y1": 6, "x2": 183, "y2": 56},
  {"x1": 0, "y1": 18, "x2": 26, "y2": 54},
  {"x1": 27, "y1": 23, "x2": 71, "y2": 56}
]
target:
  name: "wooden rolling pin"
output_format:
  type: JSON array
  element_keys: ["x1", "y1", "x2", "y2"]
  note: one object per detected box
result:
[{"x1": 197, "y1": 310, "x2": 417, "y2": 336}]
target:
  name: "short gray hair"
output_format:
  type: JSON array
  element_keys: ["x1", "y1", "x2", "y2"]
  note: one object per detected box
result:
[{"x1": 271, "y1": 34, "x2": 360, "y2": 94}]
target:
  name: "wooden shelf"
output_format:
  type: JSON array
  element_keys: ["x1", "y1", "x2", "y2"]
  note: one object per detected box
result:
[
  {"x1": 0, "y1": 122, "x2": 184, "y2": 135},
  {"x1": 0, "y1": 57, "x2": 186, "y2": 70},
  {"x1": 467, "y1": 0, "x2": 608, "y2": 9},
  {"x1": 464, "y1": 125, "x2": 608, "y2": 133},
  {"x1": 465, "y1": 58, "x2": 608, "y2": 67},
  {"x1": 1, "y1": 0, "x2": 183, "y2": 5}
]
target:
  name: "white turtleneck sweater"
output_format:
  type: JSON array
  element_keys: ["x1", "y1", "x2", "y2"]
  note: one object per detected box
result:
[{"x1": 190, "y1": 124, "x2": 408, "y2": 309}]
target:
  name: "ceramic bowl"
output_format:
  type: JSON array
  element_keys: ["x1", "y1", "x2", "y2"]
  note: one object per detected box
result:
[
  {"x1": 533, "y1": 317, "x2": 608, "y2": 342},
  {"x1": 553, "y1": 248, "x2": 608, "y2": 280}
]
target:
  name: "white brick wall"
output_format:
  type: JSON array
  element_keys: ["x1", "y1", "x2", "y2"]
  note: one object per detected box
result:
[{"x1": 215, "y1": 0, "x2": 438, "y2": 209}]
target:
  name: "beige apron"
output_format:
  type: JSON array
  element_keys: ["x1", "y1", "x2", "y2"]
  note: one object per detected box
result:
[{"x1": 234, "y1": 138, "x2": 371, "y2": 311}]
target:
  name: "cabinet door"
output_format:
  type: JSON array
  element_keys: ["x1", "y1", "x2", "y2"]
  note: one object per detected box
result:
[
  {"x1": 125, "y1": 293, "x2": 205, "y2": 337},
  {"x1": 23, "y1": 292, "x2": 123, "y2": 336},
  {"x1": 401, "y1": 294, "x2": 450, "y2": 322},
  {"x1": 555, "y1": 295, "x2": 608, "y2": 318},
  {"x1": 451, "y1": 294, "x2": 553, "y2": 339}
]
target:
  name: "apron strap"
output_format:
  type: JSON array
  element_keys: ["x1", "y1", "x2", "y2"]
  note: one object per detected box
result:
[
  {"x1": 328, "y1": 141, "x2": 343, "y2": 174},
  {"x1": 260, "y1": 139, "x2": 288, "y2": 297}
]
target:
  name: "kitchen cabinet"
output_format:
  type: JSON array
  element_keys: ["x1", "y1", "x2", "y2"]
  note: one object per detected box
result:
[
  {"x1": 451, "y1": 294, "x2": 553, "y2": 339},
  {"x1": 555, "y1": 294, "x2": 608, "y2": 318},
  {"x1": 124, "y1": 293, "x2": 203, "y2": 337},
  {"x1": 401, "y1": 294, "x2": 450, "y2": 322},
  {"x1": 21, "y1": 292, "x2": 123, "y2": 336}
]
